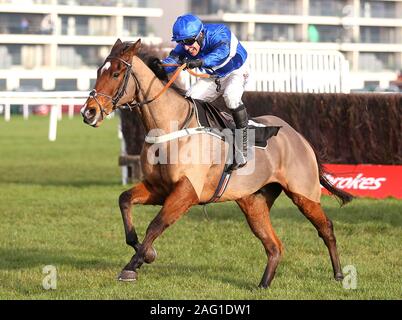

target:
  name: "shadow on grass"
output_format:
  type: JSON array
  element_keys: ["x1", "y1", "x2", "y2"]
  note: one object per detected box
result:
[
  {"x1": 0, "y1": 246, "x2": 258, "y2": 292},
  {"x1": 152, "y1": 262, "x2": 257, "y2": 291},
  {"x1": 0, "y1": 247, "x2": 117, "y2": 271},
  {"x1": 2, "y1": 179, "x2": 122, "y2": 188},
  {"x1": 187, "y1": 200, "x2": 402, "y2": 227}
]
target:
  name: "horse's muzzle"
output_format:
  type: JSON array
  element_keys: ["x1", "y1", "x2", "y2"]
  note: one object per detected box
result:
[{"x1": 81, "y1": 106, "x2": 98, "y2": 127}]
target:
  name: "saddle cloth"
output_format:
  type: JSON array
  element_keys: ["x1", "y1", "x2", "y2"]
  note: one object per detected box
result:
[{"x1": 191, "y1": 98, "x2": 281, "y2": 148}]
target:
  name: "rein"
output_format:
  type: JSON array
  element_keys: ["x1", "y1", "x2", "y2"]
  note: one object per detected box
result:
[
  {"x1": 161, "y1": 63, "x2": 212, "y2": 79},
  {"x1": 88, "y1": 58, "x2": 212, "y2": 119}
]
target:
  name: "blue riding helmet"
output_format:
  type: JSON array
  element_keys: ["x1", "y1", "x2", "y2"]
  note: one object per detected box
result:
[{"x1": 171, "y1": 14, "x2": 203, "y2": 42}]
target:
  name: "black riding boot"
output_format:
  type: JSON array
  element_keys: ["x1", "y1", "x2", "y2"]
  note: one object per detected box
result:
[{"x1": 230, "y1": 104, "x2": 248, "y2": 170}]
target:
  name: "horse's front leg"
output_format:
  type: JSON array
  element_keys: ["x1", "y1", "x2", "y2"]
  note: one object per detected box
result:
[
  {"x1": 118, "y1": 181, "x2": 163, "y2": 263},
  {"x1": 118, "y1": 176, "x2": 199, "y2": 282}
]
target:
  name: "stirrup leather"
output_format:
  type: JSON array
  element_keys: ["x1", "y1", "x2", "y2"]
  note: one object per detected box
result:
[
  {"x1": 231, "y1": 127, "x2": 248, "y2": 169},
  {"x1": 230, "y1": 104, "x2": 248, "y2": 170}
]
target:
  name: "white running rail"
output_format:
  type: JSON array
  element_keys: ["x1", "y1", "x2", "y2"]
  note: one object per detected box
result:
[
  {"x1": 0, "y1": 91, "x2": 89, "y2": 141},
  {"x1": 181, "y1": 48, "x2": 350, "y2": 93}
]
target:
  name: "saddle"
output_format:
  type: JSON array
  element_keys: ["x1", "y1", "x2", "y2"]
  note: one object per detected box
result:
[{"x1": 191, "y1": 98, "x2": 281, "y2": 148}]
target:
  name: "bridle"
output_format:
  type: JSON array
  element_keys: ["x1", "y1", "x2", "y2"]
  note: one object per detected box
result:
[{"x1": 88, "y1": 55, "x2": 137, "y2": 120}]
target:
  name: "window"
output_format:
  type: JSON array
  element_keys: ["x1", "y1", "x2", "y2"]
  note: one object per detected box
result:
[
  {"x1": 7, "y1": 45, "x2": 22, "y2": 65},
  {"x1": 123, "y1": 17, "x2": 146, "y2": 37},
  {"x1": 60, "y1": 15, "x2": 112, "y2": 36},
  {"x1": 360, "y1": 27, "x2": 396, "y2": 43},
  {"x1": 312, "y1": 25, "x2": 345, "y2": 42},
  {"x1": 0, "y1": 13, "x2": 44, "y2": 34},
  {"x1": 225, "y1": 22, "x2": 246, "y2": 40},
  {"x1": 191, "y1": 0, "x2": 248, "y2": 14},
  {"x1": 57, "y1": 46, "x2": 83, "y2": 67},
  {"x1": 55, "y1": 79, "x2": 77, "y2": 91},
  {"x1": 255, "y1": 24, "x2": 296, "y2": 41},
  {"x1": 359, "y1": 52, "x2": 396, "y2": 71},
  {"x1": 255, "y1": 0, "x2": 297, "y2": 15},
  {"x1": 0, "y1": 46, "x2": 12, "y2": 68},
  {"x1": 89, "y1": 79, "x2": 97, "y2": 88},
  {"x1": 75, "y1": 46, "x2": 104, "y2": 66},
  {"x1": 309, "y1": 0, "x2": 348, "y2": 16},
  {"x1": 57, "y1": 45, "x2": 105, "y2": 67},
  {"x1": 58, "y1": 0, "x2": 118, "y2": 5},
  {"x1": 60, "y1": 15, "x2": 88, "y2": 35},
  {"x1": 75, "y1": 16, "x2": 89, "y2": 36},
  {"x1": 19, "y1": 79, "x2": 43, "y2": 90},
  {"x1": 0, "y1": 79, "x2": 6, "y2": 91},
  {"x1": 360, "y1": 1, "x2": 397, "y2": 18}
]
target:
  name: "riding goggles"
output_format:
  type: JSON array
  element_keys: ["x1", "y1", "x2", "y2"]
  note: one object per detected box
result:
[
  {"x1": 178, "y1": 37, "x2": 197, "y2": 46},
  {"x1": 177, "y1": 30, "x2": 202, "y2": 46}
]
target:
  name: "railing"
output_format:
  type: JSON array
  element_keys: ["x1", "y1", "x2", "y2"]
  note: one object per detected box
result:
[
  {"x1": 181, "y1": 48, "x2": 350, "y2": 93},
  {"x1": 0, "y1": 91, "x2": 90, "y2": 141}
]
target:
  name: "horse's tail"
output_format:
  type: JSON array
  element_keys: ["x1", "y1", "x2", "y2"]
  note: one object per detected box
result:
[
  {"x1": 318, "y1": 164, "x2": 354, "y2": 206},
  {"x1": 313, "y1": 147, "x2": 354, "y2": 206}
]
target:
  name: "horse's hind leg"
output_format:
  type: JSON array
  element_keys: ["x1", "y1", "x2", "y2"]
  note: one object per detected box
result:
[
  {"x1": 237, "y1": 192, "x2": 283, "y2": 288},
  {"x1": 285, "y1": 191, "x2": 344, "y2": 281},
  {"x1": 119, "y1": 181, "x2": 163, "y2": 265}
]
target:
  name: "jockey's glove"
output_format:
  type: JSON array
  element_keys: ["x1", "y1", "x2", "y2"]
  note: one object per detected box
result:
[
  {"x1": 148, "y1": 57, "x2": 168, "y2": 81},
  {"x1": 185, "y1": 58, "x2": 203, "y2": 69},
  {"x1": 149, "y1": 57, "x2": 163, "y2": 71}
]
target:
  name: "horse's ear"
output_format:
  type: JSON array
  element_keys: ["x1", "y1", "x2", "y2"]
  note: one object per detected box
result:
[
  {"x1": 132, "y1": 39, "x2": 141, "y2": 53},
  {"x1": 123, "y1": 39, "x2": 141, "y2": 58},
  {"x1": 113, "y1": 38, "x2": 123, "y2": 48}
]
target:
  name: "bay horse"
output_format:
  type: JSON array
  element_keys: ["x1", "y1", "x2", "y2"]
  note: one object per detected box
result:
[{"x1": 81, "y1": 39, "x2": 353, "y2": 288}]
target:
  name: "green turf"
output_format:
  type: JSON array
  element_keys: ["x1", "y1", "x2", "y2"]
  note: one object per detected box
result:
[{"x1": 0, "y1": 115, "x2": 401, "y2": 300}]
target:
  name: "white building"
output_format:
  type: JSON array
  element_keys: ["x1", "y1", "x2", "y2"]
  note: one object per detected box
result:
[
  {"x1": 1, "y1": 0, "x2": 401, "y2": 92},
  {"x1": 190, "y1": 0, "x2": 402, "y2": 90},
  {"x1": 0, "y1": 0, "x2": 163, "y2": 91}
]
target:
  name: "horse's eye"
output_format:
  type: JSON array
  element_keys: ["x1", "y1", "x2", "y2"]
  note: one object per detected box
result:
[{"x1": 113, "y1": 72, "x2": 120, "y2": 78}]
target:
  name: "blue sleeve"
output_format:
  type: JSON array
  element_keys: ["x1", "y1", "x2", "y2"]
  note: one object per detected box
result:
[
  {"x1": 202, "y1": 27, "x2": 231, "y2": 68},
  {"x1": 162, "y1": 45, "x2": 185, "y2": 74}
]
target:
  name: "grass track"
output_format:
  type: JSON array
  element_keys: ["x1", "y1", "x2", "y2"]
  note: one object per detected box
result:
[{"x1": 0, "y1": 116, "x2": 401, "y2": 299}]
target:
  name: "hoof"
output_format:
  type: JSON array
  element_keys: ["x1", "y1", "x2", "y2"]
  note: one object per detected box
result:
[
  {"x1": 144, "y1": 247, "x2": 157, "y2": 264},
  {"x1": 117, "y1": 270, "x2": 138, "y2": 282},
  {"x1": 335, "y1": 273, "x2": 344, "y2": 281}
]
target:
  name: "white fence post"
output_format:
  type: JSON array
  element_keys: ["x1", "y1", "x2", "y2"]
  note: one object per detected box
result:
[
  {"x1": 68, "y1": 104, "x2": 74, "y2": 119},
  {"x1": 57, "y1": 103, "x2": 62, "y2": 121},
  {"x1": 4, "y1": 104, "x2": 10, "y2": 122},
  {"x1": 49, "y1": 105, "x2": 58, "y2": 142},
  {"x1": 118, "y1": 119, "x2": 128, "y2": 185},
  {"x1": 23, "y1": 104, "x2": 29, "y2": 120}
]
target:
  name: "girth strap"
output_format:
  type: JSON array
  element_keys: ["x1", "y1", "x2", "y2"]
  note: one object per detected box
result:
[{"x1": 204, "y1": 164, "x2": 233, "y2": 204}]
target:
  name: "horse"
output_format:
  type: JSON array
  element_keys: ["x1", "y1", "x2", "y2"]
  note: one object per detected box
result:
[{"x1": 80, "y1": 38, "x2": 353, "y2": 288}]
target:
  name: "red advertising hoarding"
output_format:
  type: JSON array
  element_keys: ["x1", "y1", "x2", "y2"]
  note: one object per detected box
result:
[{"x1": 321, "y1": 164, "x2": 402, "y2": 199}]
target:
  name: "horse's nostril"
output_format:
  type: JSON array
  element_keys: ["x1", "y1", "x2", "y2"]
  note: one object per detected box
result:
[{"x1": 85, "y1": 108, "x2": 96, "y2": 119}]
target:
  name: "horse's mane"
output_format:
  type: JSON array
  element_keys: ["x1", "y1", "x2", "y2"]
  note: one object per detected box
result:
[
  {"x1": 139, "y1": 54, "x2": 187, "y2": 97},
  {"x1": 109, "y1": 42, "x2": 186, "y2": 96}
]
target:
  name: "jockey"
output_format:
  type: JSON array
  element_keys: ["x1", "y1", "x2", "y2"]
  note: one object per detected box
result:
[{"x1": 162, "y1": 13, "x2": 249, "y2": 170}]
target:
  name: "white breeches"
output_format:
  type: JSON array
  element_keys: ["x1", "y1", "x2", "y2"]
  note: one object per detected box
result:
[{"x1": 185, "y1": 62, "x2": 250, "y2": 110}]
